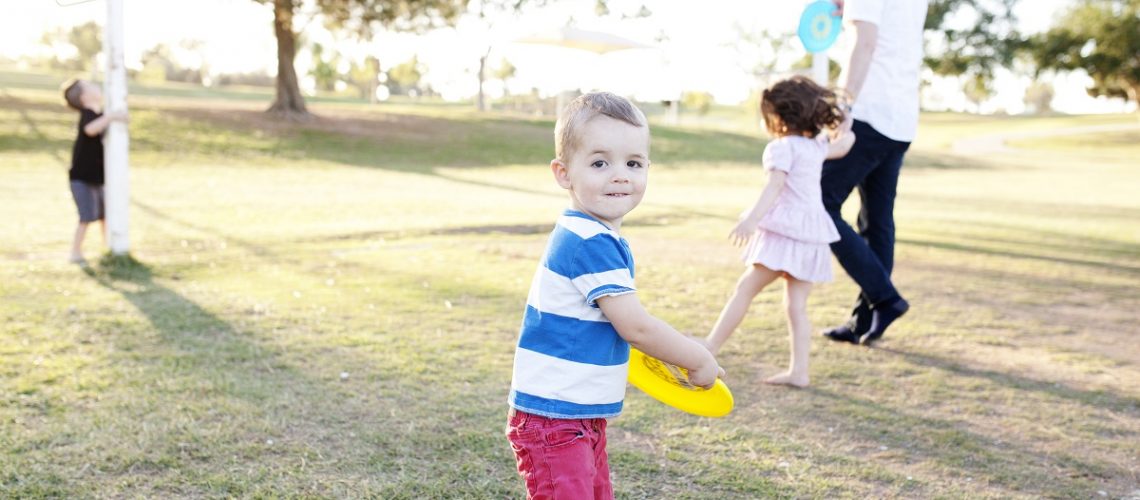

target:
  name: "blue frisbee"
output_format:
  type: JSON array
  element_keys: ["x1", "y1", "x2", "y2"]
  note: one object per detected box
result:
[{"x1": 797, "y1": 0, "x2": 842, "y2": 53}]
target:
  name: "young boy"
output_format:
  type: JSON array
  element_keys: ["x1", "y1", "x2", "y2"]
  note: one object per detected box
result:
[
  {"x1": 506, "y1": 92, "x2": 723, "y2": 499},
  {"x1": 61, "y1": 78, "x2": 127, "y2": 263}
]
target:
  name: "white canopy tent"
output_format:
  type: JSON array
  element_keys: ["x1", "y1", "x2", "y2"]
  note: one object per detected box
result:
[{"x1": 512, "y1": 26, "x2": 655, "y2": 117}]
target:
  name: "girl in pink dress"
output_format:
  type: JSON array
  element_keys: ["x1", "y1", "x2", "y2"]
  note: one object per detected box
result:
[{"x1": 704, "y1": 76, "x2": 855, "y2": 387}]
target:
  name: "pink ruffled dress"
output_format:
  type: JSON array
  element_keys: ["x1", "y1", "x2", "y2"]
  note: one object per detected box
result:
[{"x1": 742, "y1": 135, "x2": 840, "y2": 283}]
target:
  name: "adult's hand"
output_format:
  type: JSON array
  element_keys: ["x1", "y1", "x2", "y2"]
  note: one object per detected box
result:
[{"x1": 832, "y1": 0, "x2": 844, "y2": 17}]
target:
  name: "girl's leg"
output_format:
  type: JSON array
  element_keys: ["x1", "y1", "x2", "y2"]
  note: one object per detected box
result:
[
  {"x1": 705, "y1": 264, "x2": 783, "y2": 354},
  {"x1": 765, "y1": 277, "x2": 814, "y2": 387},
  {"x1": 70, "y1": 222, "x2": 89, "y2": 262}
]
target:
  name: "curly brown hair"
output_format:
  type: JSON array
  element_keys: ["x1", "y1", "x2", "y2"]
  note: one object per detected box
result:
[{"x1": 759, "y1": 75, "x2": 845, "y2": 137}]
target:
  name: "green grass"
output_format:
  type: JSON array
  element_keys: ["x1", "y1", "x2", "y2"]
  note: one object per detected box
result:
[{"x1": 1, "y1": 70, "x2": 1138, "y2": 498}]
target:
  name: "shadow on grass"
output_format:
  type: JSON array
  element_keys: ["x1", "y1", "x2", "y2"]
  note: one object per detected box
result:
[
  {"x1": 158, "y1": 106, "x2": 763, "y2": 173},
  {"x1": 908, "y1": 194, "x2": 1140, "y2": 224},
  {"x1": 905, "y1": 150, "x2": 1000, "y2": 170},
  {"x1": 0, "y1": 90, "x2": 70, "y2": 161},
  {"x1": 802, "y1": 385, "x2": 1127, "y2": 496},
  {"x1": 877, "y1": 347, "x2": 1140, "y2": 415},
  {"x1": 944, "y1": 222, "x2": 1140, "y2": 261},
  {"x1": 898, "y1": 236, "x2": 1140, "y2": 276},
  {"x1": 79, "y1": 254, "x2": 300, "y2": 402},
  {"x1": 287, "y1": 209, "x2": 730, "y2": 246},
  {"x1": 131, "y1": 199, "x2": 281, "y2": 261}
]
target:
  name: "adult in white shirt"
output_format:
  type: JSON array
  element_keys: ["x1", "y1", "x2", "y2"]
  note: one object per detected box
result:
[{"x1": 821, "y1": 0, "x2": 927, "y2": 346}]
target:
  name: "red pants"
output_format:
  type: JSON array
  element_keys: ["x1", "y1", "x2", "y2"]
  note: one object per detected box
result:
[{"x1": 506, "y1": 409, "x2": 613, "y2": 499}]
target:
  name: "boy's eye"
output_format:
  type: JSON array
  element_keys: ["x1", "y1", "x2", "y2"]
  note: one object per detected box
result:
[
  {"x1": 591, "y1": 160, "x2": 607, "y2": 168},
  {"x1": 626, "y1": 160, "x2": 644, "y2": 168}
]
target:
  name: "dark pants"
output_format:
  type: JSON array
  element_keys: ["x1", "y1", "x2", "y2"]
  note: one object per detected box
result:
[{"x1": 821, "y1": 120, "x2": 909, "y2": 308}]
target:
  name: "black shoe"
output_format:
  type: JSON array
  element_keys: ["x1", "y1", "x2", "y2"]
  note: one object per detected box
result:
[
  {"x1": 824, "y1": 295, "x2": 871, "y2": 344},
  {"x1": 822, "y1": 324, "x2": 860, "y2": 343},
  {"x1": 859, "y1": 298, "x2": 910, "y2": 346}
]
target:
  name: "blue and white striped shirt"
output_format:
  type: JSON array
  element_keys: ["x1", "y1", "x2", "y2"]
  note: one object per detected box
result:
[{"x1": 508, "y1": 209, "x2": 636, "y2": 419}]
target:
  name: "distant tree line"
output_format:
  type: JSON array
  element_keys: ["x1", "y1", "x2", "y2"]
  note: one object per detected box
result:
[{"x1": 31, "y1": 0, "x2": 1140, "y2": 117}]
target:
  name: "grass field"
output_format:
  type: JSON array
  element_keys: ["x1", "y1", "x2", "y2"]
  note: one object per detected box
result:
[{"x1": 1, "y1": 71, "x2": 1138, "y2": 498}]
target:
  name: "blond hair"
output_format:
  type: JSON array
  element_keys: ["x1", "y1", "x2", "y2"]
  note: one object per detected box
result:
[{"x1": 554, "y1": 92, "x2": 648, "y2": 161}]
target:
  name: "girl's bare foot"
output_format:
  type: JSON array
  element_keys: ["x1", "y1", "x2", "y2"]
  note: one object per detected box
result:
[{"x1": 764, "y1": 371, "x2": 809, "y2": 388}]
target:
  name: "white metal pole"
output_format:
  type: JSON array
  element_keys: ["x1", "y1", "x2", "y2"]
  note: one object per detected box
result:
[
  {"x1": 809, "y1": 0, "x2": 830, "y2": 86},
  {"x1": 104, "y1": 0, "x2": 130, "y2": 255},
  {"x1": 811, "y1": 52, "x2": 828, "y2": 85}
]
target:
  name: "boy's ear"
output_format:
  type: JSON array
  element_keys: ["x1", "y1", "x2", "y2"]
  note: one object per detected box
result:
[{"x1": 550, "y1": 159, "x2": 571, "y2": 189}]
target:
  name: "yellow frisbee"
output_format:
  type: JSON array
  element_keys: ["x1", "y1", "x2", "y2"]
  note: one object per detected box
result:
[{"x1": 627, "y1": 348, "x2": 734, "y2": 418}]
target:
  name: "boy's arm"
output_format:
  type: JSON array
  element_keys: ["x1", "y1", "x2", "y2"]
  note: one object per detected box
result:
[
  {"x1": 83, "y1": 111, "x2": 128, "y2": 137},
  {"x1": 597, "y1": 293, "x2": 722, "y2": 388}
]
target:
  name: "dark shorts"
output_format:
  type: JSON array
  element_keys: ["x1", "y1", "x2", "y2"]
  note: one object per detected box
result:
[{"x1": 70, "y1": 180, "x2": 104, "y2": 223}]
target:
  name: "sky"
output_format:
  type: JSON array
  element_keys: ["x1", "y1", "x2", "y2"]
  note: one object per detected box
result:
[{"x1": 1, "y1": 0, "x2": 1134, "y2": 114}]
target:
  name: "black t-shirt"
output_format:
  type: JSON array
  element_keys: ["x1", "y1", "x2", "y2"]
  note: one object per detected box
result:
[{"x1": 69, "y1": 109, "x2": 104, "y2": 185}]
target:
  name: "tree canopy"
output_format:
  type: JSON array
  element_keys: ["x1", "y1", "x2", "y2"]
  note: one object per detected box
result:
[
  {"x1": 40, "y1": 21, "x2": 101, "y2": 72},
  {"x1": 923, "y1": 0, "x2": 1021, "y2": 81},
  {"x1": 1026, "y1": 0, "x2": 1140, "y2": 105},
  {"x1": 259, "y1": 0, "x2": 467, "y2": 118}
]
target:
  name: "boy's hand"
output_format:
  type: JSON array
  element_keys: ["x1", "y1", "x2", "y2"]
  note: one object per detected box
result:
[{"x1": 689, "y1": 360, "x2": 725, "y2": 390}]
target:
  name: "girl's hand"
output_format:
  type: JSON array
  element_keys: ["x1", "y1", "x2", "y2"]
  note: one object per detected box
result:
[
  {"x1": 839, "y1": 112, "x2": 853, "y2": 134},
  {"x1": 830, "y1": 111, "x2": 853, "y2": 140},
  {"x1": 728, "y1": 217, "x2": 758, "y2": 247},
  {"x1": 111, "y1": 110, "x2": 130, "y2": 123}
]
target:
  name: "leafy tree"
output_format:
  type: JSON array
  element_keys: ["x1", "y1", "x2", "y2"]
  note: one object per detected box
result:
[
  {"x1": 1022, "y1": 81, "x2": 1054, "y2": 114},
  {"x1": 257, "y1": 0, "x2": 465, "y2": 118},
  {"x1": 180, "y1": 39, "x2": 209, "y2": 83},
  {"x1": 492, "y1": 58, "x2": 517, "y2": 96},
  {"x1": 139, "y1": 44, "x2": 175, "y2": 83},
  {"x1": 137, "y1": 40, "x2": 206, "y2": 84},
  {"x1": 730, "y1": 27, "x2": 795, "y2": 82},
  {"x1": 309, "y1": 42, "x2": 341, "y2": 92},
  {"x1": 40, "y1": 21, "x2": 101, "y2": 72},
  {"x1": 345, "y1": 56, "x2": 383, "y2": 102},
  {"x1": 962, "y1": 72, "x2": 993, "y2": 112},
  {"x1": 1026, "y1": 0, "x2": 1140, "y2": 106},
  {"x1": 681, "y1": 91, "x2": 713, "y2": 115},
  {"x1": 924, "y1": 0, "x2": 1020, "y2": 81},
  {"x1": 387, "y1": 56, "x2": 424, "y2": 94},
  {"x1": 470, "y1": 0, "x2": 546, "y2": 112}
]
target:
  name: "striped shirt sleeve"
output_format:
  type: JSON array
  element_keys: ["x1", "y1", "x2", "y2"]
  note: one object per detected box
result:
[{"x1": 569, "y1": 234, "x2": 636, "y2": 307}]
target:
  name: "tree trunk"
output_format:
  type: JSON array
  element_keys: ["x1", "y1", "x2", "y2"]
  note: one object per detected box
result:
[
  {"x1": 476, "y1": 53, "x2": 487, "y2": 112},
  {"x1": 267, "y1": 0, "x2": 310, "y2": 119}
]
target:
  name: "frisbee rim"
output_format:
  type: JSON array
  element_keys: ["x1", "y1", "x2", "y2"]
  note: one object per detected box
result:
[
  {"x1": 627, "y1": 348, "x2": 734, "y2": 418},
  {"x1": 797, "y1": 0, "x2": 842, "y2": 53}
]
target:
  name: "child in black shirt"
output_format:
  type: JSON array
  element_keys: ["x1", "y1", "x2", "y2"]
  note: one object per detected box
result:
[{"x1": 61, "y1": 79, "x2": 127, "y2": 263}]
